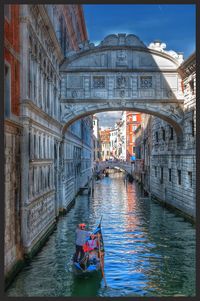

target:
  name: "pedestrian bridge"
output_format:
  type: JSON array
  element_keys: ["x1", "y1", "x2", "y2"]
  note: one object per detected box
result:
[
  {"x1": 94, "y1": 161, "x2": 134, "y2": 175},
  {"x1": 60, "y1": 33, "x2": 184, "y2": 138}
]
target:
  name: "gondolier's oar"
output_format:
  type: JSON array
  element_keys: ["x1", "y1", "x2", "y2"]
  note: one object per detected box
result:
[{"x1": 97, "y1": 232, "x2": 107, "y2": 288}]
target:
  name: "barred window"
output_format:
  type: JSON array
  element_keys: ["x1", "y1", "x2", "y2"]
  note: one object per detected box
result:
[
  {"x1": 93, "y1": 76, "x2": 105, "y2": 89},
  {"x1": 140, "y1": 76, "x2": 152, "y2": 88}
]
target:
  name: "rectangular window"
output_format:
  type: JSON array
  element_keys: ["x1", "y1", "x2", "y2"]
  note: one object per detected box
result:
[
  {"x1": 93, "y1": 76, "x2": 105, "y2": 89},
  {"x1": 132, "y1": 115, "x2": 137, "y2": 121},
  {"x1": 170, "y1": 127, "x2": 174, "y2": 140},
  {"x1": 132, "y1": 125, "x2": 137, "y2": 131},
  {"x1": 188, "y1": 172, "x2": 192, "y2": 188},
  {"x1": 178, "y1": 170, "x2": 181, "y2": 185},
  {"x1": 140, "y1": 76, "x2": 153, "y2": 89},
  {"x1": 4, "y1": 64, "x2": 11, "y2": 117},
  {"x1": 169, "y1": 168, "x2": 171, "y2": 182},
  {"x1": 155, "y1": 166, "x2": 157, "y2": 177},
  {"x1": 156, "y1": 131, "x2": 158, "y2": 142},
  {"x1": 160, "y1": 167, "x2": 163, "y2": 184}
]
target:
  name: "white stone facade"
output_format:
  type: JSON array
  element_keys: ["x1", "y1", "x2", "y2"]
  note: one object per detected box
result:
[
  {"x1": 136, "y1": 54, "x2": 196, "y2": 219},
  {"x1": 4, "y1": 4, "x2": 92, "y2": 279},
  {"x1": 4, "y1": 120, "x2": 23, "y2": 275}
]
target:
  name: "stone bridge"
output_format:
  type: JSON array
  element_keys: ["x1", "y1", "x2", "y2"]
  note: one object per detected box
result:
[
  {"x1": 94, "y1": 161, "x2": 134, "y2": 175},
  {"x1": 60, "y1": 33, "x2": 184, "y2": 138}
]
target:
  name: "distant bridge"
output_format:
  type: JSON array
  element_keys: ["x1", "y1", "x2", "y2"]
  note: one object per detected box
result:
[{"x1": 94, "y1": 161, "x2": 134, "y2": 175}]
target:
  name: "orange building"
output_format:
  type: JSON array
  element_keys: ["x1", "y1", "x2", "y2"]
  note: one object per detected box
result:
[
  {"x1": 100, "y1": 129, "x2": 111, "y2": 161},
  {"x1": 126, "y1": 112, "x2": 142, "y2": 161},
  {"x1": 4, "y1": 5, "x2": 20, "y2": 116}
]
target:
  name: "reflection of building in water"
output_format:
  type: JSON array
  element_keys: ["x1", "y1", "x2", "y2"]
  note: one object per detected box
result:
[{"x1": 124, "y1": 184, "x2": 139, "y2": 233}]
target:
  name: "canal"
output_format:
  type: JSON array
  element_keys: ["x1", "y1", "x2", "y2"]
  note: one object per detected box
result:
[{"x1": 6, "y1": 173, "x2": 196, "y2": 297}]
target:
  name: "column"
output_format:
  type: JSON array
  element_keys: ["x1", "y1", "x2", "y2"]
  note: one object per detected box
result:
[{"x1": 20, "y1": 5, "x2": 30, "y2": 100}]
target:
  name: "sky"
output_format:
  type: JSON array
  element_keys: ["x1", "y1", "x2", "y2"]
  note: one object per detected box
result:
[{"x1": 83, "y1": 4, "x2": 196, "y2": 128}]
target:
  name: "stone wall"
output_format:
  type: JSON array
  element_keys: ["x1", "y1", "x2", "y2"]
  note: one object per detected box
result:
[
  {"x1": 4, "y1": 4, "x2": 91, "y2": 282},
  {"x1": 18, "y1": 4, "x2": 90, "y2": 255},
  {"x1": 4, "y1": 120, "x2": 23, "y2": 277},
  {"x1": 149, "y1": 54, "x2": 196, "y2": 220}
]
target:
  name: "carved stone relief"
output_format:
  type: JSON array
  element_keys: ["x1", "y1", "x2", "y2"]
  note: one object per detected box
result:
[
  {"x1": 116, "y1": 50, "x2": 128, "y2": 67},
  {"x1": 116, "y1": 74, "x2": 128, "y2": 89}
]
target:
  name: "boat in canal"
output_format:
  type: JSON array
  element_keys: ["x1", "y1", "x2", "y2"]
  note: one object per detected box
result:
[{"x1": 72, "y1": 219, "x2": 105, "y2": 277}]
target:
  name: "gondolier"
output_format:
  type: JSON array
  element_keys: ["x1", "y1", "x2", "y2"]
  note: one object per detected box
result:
[
  {"x1": 74, "y1": 223, "x2": 90, "y2": 262},
  {"x1": 72, "y1": 216, "x2": 107, "y2": 288}
]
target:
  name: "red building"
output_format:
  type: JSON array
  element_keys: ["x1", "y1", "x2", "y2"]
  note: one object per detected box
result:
[
  {"x1": 126, "y1": 112, "x2": 142, "y2": 161},
  {"x1": 4, "y1": 5, "x2": 20, "y2": 116}
]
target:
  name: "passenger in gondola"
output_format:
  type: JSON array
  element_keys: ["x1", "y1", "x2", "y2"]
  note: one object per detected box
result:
[
  {"x1": 87, "y1": 234, "x2": 99, "y2": 264},
  {"x1": 74, "y1": 223, "x2": 90, "y2": 263}
]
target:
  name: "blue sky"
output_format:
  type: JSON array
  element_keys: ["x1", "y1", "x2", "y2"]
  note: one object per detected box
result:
[
  {"x1": 83, "y1": 4, "x2": 195, "y2": 59},
  {"x1": 83, "y1": 4, "x2": 196, "y2": 128}
]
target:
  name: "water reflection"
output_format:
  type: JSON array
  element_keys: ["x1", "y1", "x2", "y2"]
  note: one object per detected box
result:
[{"x1": 6, "y1": 173, "x2": 195, "y2": 297}]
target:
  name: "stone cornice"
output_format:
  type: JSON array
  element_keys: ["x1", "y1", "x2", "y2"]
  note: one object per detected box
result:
[
  {"x1": 22, "y1": 99, "x2": 62, "y2": 127},
  {"x1": 61, "y1": 68, "x2": 179, "y2": 73},
  {"x1": 29, "y1": 119, "x2": 62, "y2": 139},
  {"x1": 60, "y1": 98, "x2": 184, "y2": 104},
  {"x1": 5, "y1": 118, "x2": 23, "y2": 131}
]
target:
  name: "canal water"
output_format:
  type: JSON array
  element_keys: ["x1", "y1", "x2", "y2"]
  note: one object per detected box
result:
[{"x1": 6, "y1": 173, "x2": 196, "y2": 297}]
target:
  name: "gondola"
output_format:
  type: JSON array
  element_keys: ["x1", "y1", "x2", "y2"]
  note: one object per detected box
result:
[{"x1": 72, "y1": 218, "x2": 104, "y2": 277}]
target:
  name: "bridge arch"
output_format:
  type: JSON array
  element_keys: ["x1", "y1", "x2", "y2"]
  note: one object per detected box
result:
[
  {"x1": 60, "y1": 33, "x2": 185, "y2": 137},
  {"x1": 95, "y1": 161, "x2": 133, "y2": 175}
]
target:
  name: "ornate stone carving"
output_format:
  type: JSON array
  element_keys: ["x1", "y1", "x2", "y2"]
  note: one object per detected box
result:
[
  {"x1": 116, "y1": 74, "x2": 128, "y2": 88},
  {"x1": 99, "y1": 33, "x2": 145, "y2": 47},
  {"x1": 78, "y1": 40, "x2": 95, "y2": 51},
  {"x1": 120, "y1": 90, "x2": 125, "y2": 98},
  {"x1": 116, "y1": 50, "x2": 128, "y2": 67},
  {"x1": 72, "y1": 90, "x2": 77, "y2": 98}
]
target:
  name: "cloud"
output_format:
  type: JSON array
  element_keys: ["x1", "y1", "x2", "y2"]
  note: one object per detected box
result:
[{"x1": 96, "y1": 111, "x2": 122, "y2": 128}]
